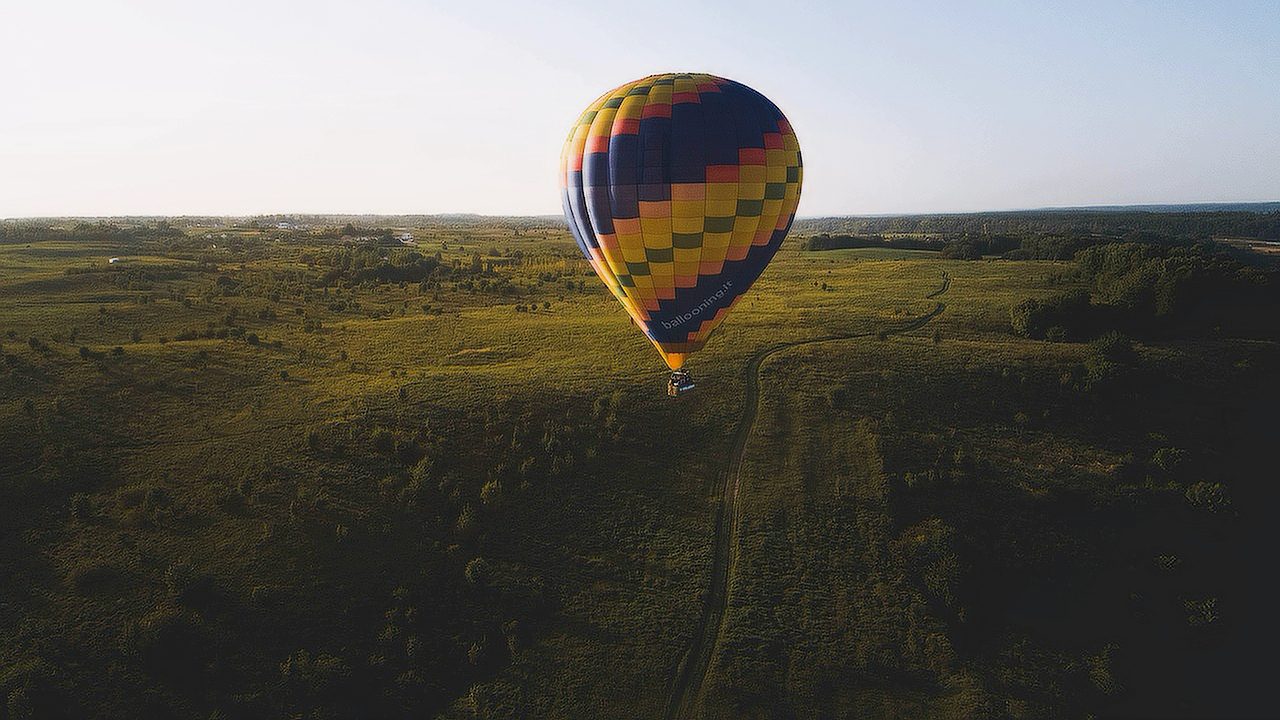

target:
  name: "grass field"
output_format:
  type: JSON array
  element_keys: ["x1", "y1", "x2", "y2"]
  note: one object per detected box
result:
[{"x1": 0, "y1": 220, "x2": 1276, "y2": 718}]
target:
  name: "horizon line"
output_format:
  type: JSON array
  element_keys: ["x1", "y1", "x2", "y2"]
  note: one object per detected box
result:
[{"x1": 4, "y1": 200, "x2": 1279, "y2": 223}]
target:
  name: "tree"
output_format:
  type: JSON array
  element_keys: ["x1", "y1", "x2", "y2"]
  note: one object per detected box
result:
[
  {"x1": 1010, "y1": 290, "x2": 1091, "y2": 340},
  {"x1": 940, "y1": 239, "x2": 982, "y2": 260}
]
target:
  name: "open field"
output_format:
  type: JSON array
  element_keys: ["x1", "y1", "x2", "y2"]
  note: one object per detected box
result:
[{"x1": 1, "y1": 216, "x2": 1277, "y2": 718}]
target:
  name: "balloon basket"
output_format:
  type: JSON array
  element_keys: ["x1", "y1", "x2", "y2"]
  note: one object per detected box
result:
[{"x1": 667, "y1": 370, "x2": 696, "y2": 397}]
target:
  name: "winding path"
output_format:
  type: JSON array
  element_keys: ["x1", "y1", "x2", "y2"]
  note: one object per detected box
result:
[{"x1": 663, "y1": 271, "x2": 951, "y2": 720}]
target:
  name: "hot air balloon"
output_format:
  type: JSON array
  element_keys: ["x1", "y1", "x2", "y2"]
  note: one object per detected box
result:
[{"x1": 560, "y1": 72, "x2": 802, "y2": 394}]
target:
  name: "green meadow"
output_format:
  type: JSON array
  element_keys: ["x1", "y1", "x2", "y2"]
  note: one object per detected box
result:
[{"x1": 0, "y1": 218, "x2": 1276, "y2": 718}]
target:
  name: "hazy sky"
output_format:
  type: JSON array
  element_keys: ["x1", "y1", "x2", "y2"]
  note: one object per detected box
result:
[{"x1": 2, "y1": 0, "x2": 1277, "y2": 217}]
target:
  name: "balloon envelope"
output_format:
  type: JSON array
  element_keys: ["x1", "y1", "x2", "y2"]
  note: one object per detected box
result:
[{"x1": 560, "y1": 73, "x2": 802, "y2": 370}]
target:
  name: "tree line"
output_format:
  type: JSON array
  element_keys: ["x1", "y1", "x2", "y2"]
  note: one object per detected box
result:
[
  {"x1": 1011, "y1": 242, "x2": 1277, "y2": 341},
  {"x1": 795, "y1": 209, "x2": 1280, "y2": 240}
]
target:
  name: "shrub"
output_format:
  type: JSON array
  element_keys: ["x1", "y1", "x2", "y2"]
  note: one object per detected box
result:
[
  {"x1": 896, "y1": 518, "x2": 961, "y2": 610},
  {"x1": 480, "y1": 479, "x2": 502, "y2": 505},
  {"x1": 826, "y1": 386, "x2": 849, "y2": 409},
  {"x1": 1010, "y1": 290, "x2": 1092, "y2": 340},
  {"x1": 69, "y1": 493, "x2": 92, "y2": 521},
  {"x1": 1088, "y1": 644, "x2": 1121, "y2": 695},
  {"x1": 1184, "y1": 597, "x2": 1219, "y2": 626},
  {"x1": 122, "y1": 605, "x2": 205, "y2": 674},
  {"x1": 280, "y1": 650, "x2": 350, "y2": 693},
  {"x1": 1081, "y1": 331, "x2": 1138, "y2": 391},
  {"x1": 456, "y1": 504, "x2": 475, "y2": 533},
  {"x1": 67, "y1": 562, "x2": 117, "y2": 595},
  {"x1": 1185, "y1": 481, "x2": 1230, "y2": 513},
  {"x1": 370, "y1": 428, "x2": 395, "y2": 454},
  {"x1": 7, "y1": 688, "x2": 33, "y2": 719},
  {"x1": 1151, "y1": 447, "x2": 1186, "y2": 477},
  {"x1": 1088, "y1": 331, "x2": 1137, "y2": 364},
  {"x1": 465, "y1": 557, "x2": 492, "y2": 586}
]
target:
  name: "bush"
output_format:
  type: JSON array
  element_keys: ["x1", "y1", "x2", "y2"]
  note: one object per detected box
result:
[
  {"x1": 1010, "y1": 290, "x2": 1092, "y2": 340},
  {"x1": 7, "y1": 687, "x2": 35, "y2": 720},
  {"x1": 1184, "y1": 597, "x2": 1219, "y2": 626},
  {"x1": 1185, "y1": 481, "x2": 1230, "y2": 513},
  {"x1": 164, "y1": 561, "x2": 217, "y2": 607},
  {"x1": 122, "y1": 605, "x2": 206, "y2": 674},
  {"x1": 67, "y1": 562, "x2": 118, "y2": 595},
  {"x1": 456, "y1": 504, "x2": 475, "y2": 533},
  {"x1": 1088, "y1": 331, "x2": 1137, "y2": 365},
  {"x1": 1088, "y1": 644, "x2": 1121, "y2": 695},
  {"x1": 280, "y1": 649, "x2": 350, "y2": 694},
  {"x1": 465, "y1": 557, "x2": 492, "y2": 585},
  {"x1": 69, "y1": 493, "x2": 92, "y2": 521},
  {"x1": 480, "y1": 479, "x2": 502, "y2": 505},
  {"x1": 826, "y1": 386, "x2": 849, "y2": 410},
  {"x1": 1079, "y1": 331, "x2": 1139, "y2": 391},
  {"x1": 1151, "y1": 447, "x2": 1186, "y2": 477}
]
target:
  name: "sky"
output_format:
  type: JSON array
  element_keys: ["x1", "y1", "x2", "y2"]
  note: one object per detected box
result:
[{"x1": 1, "y1": 0, "x2": 1278, "y2": 218}]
